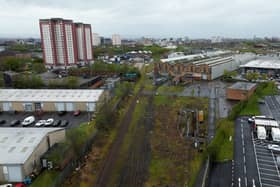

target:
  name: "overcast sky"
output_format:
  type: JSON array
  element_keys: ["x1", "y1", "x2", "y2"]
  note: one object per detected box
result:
[{"x1": 0, "y1": 0, "x2": 280, "y2": 39}]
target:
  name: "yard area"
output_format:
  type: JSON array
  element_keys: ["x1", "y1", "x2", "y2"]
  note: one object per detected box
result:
[{"x1": 145, "y1": 95, "x2": 208, "y2": 187}]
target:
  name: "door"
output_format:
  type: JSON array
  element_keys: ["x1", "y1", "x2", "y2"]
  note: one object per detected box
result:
[
  {"x1": 56, "y1": 103, "x2": 65, "y2": 111},
  {"x1": 66, "y1": 103, "x2": 74, "y2": 111},
  {"x1": 7, "y1": 165, "x2": 23, "y2": 182},
  {"x1": 24, "y1": 103, "x2": 33, "y2": 112},
  {"x1": 34, "y1": 102, "x2": 42, "y2": 111},
  {"x1": 87, "y1": 102, "x2": 96, "y2": 112},
  {"x1": 2, "y1": 102, "x2": 12, "y2": 111}
]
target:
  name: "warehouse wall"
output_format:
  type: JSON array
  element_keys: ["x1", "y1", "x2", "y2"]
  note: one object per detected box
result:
[
  {"x1": 0, "y1": 165, "x2": 4, "y2": 182},
  {"x1": 48, "y1": 129, "x2": 66, "y2": 147},
  {"x1": 226, "y1": 87, "x2": 256, "y2": 100},
  {"x1": 12, "y1": 102, "x2": 24, "y2": 111},
  {"x1": 23, "y1": 129, "x2": 66, "y2": 178},
  {"x1": 75, "y1": 102, "x2": 87, "y2": 111},
  {"x1": 42, "y1": 102, "x2": 56, "y2": 111},
  {"x1": 211, "y1": 59, "x2": 235, "y2": 80}
]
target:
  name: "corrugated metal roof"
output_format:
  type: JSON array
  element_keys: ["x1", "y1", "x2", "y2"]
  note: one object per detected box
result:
[
  {"x1": 0, "y1": 128, "x2": 64, "y2": 164},
  {"x1": 0, "y1": 89, "x2": 104, "y2": 102}
]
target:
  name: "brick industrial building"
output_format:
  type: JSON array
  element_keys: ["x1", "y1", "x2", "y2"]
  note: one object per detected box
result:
[
  {"x1": 39, "y1": 18, "x2": 93, "y2": 69},
  {"x1": 155, "y1": 51, "x2": 255, "y2": 83},
  {"x1": 226, "y1": 82, "x2": 257, "y2": 101}
]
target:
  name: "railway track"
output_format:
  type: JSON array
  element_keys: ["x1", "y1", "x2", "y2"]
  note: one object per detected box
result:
[
  {"x1": 117, "y1": 94, "x2": 153, "y2": 187},
  {"x1": 94, "y1": 86, "x2": 144, "y2": 187}
]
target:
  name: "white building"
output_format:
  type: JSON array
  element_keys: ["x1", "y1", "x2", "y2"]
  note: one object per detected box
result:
[
  {"x1": 39, "y1": 18, "x2": 93, "y2": 69},
  {"x1": 92, "y1": 33, "x2": 101, "y2": 46},
  {"x1": 75, "y1": 23, "x2": 93, "y2": 65},
  {"x1": 0, "y1": 89, "x2": 104, "y2": 112},
  {"x1": 112, "y1": 34, "x2": 121, "y2": 46},
  {"x1": 0, "y1": 128, "x2": 65, "y2": 182}
]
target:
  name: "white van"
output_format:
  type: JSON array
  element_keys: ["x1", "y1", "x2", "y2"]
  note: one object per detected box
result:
[
  {"x1": 271, "y1": 128, "x2": 280, "y2": 142},
  {"x1": 257, "y1": 126, "x2": 266, "y2": 140},
  {"x1": 22, "y1": 116, "x2": 35, "y2": 126}
]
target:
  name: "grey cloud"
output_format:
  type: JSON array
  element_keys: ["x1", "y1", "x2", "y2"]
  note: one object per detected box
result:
[{"x1": 0, "y1": 0, "x2": 280, "y2": 38}]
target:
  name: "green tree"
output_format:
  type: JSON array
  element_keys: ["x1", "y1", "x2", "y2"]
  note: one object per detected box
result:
[
  {"x1": 32, "y1": 63, "x2": 46, "y2": 74},
  {"x1": 95, "y1": 101, "x2": 116, "y2": 131},
  {"x1": 115, "y1": 82, "x2": 133, "y2": 98},
  {"x1": 64, "y1": 76, "x2": 79, "y2": 89}
]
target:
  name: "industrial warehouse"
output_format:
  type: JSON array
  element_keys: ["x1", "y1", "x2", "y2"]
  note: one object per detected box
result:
[
  {"x1": 0, "y1": 128, "x2": 65, "y2": 182},
  {"x1": 240, "y1": 57, "x2": 280, "y2": 77},
  {"x1": 0, "y1": 89, "x2": 105, "y2": 112},
  {"x1": 155, "y1": 51, "x2": 255, "y2": 82},
  {"x1": 226, "y1": 82, "x2": 257, "y2": 101}
]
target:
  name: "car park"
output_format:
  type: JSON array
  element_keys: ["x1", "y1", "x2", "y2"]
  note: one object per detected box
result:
[
  {"x1": 267, "y1": 144, "x2": 280, "y2": 152},
  {"x1": 61, "y1": 120, "x2": 69, "y2": 127},
  {"x1": 10, "y1": 120, "x2": 20, "y2": 127},
  {"x1": 44, "y1": 118, "x2": 54, "y2": 127},
  {"x1": 22, "y1": 116, "x2": 35, "y2": 127},
  {"x1": 58, "y1": 111, "x2": 67, "y2": 116},
  {"x1": 53, "y1": 120, "x2": 61, "y2": 127},
  {"x1": 0, "y1": 119, "x2": 6, "y2": 125},
  {"x1": 35, "y1": 120, "x2": 46, "y2": 127}
]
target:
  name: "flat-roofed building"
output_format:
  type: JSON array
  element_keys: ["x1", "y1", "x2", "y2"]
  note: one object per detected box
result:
[
  {"x1": 226, "y1": 82, "x2": 257, "y2": 100},
  {"x1": 0, "y1": 89, "x2": 104, "y2": 112},
  {"x1": 0, "y1": 128, "x2": 65, "y2": 182},
  {"x1": 240, "y1": 58, "x2": 280, "y2": 77}
]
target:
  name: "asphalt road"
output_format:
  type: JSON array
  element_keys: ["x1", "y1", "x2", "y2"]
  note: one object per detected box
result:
[{"x1": 234, "y1": 117, "x2": 260, "y2": 187}]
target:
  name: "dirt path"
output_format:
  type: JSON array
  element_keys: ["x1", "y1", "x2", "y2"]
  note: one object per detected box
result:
[{"x1": 94, "y1": 87, "x2": 144, "y2": 187}]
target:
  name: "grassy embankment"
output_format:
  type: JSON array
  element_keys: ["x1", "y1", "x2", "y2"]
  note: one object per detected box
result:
[{"x1": 146, "y1": 95, "x2": 208, "y2": 187}]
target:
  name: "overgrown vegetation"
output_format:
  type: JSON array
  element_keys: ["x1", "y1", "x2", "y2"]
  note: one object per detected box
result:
[
  {"x1": 68, "y1": 62, "x2": 140, "y2": 77},
  {"x1": 146, "y1": 95, "x2": 208, "y2": 187},
  {"x1": 207, "y1": 119, "x2": 234, "y2": 161},
  {"x1": 13, "y1": 74, "x2": 44, "y2": 88}
]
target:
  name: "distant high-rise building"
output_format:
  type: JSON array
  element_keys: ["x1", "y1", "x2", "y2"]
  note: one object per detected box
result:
[
  {"x1": 112, "y1": 34, "x2": 121, "y2": 46},
  {"x1": 39, "y1": 18, "x2": 93, "y2": 68},
  {"x1": 92, "y1": 33, "x2": 101, "y2": 46},
  {"x1": 75, "y1": 23, "x2": 93, "y2": 64}
]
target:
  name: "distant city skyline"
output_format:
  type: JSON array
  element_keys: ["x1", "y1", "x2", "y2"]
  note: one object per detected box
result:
[{"x1": 0, "y1": 0, "x2": 280, "y2": 39}]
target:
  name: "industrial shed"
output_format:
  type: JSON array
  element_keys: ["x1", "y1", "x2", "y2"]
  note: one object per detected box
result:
[
  {"x1": 156, "y1": 52, "x2": 255, "y2": 81},
  {"x1": 0, "y1": 89, "x2": 104, "y2": 112},
  {"x1": 0, "y1": 128, "x2": 65, "y2": 182},
  {"x1": 226, "y1": 82, "x2": 257, "y2": 101}
]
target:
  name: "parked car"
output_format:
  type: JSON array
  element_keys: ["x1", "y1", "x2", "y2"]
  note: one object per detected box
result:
[
  {"x1": 73, "y1": 110, "x2": 81, "y2": 116},
  {"x1": 61, "y1": 120, "x2": 69, "y2": 127},
  {"x1": 277, "y1": 156, "x2": 280, "y2": 168},
  {"x1": 0, "y1": 119, "x2": 6, "y2": 125},
  {"x1": 10, "y1": 120, "x2": 20, "y2": 127},
  {"x1": 0, "y1": 184, "x2": 13, "y2": 187},
  {"x1": 44, "y1": 118, "x2": 54, "y2": 127},
  {"x1": 58, "y1": 111, "x2": 67, "y2": 116},
  {"x1": 22, "y1": 116, "x2": 35, "y2": 127},
  {"x1": 35, "y1": 120, "x2": 46, "y2": 127},
  {"x1": 268, "y1": 144, "x2": 280, "y2": 152},
  {"x1": 53, "y1": 120, "x2": 61, "y2": 127}
]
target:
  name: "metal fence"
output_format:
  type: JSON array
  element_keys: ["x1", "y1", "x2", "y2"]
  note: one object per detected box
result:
[{"x1": 50, "y1": 130, "x2": 98, "y2": 187}]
